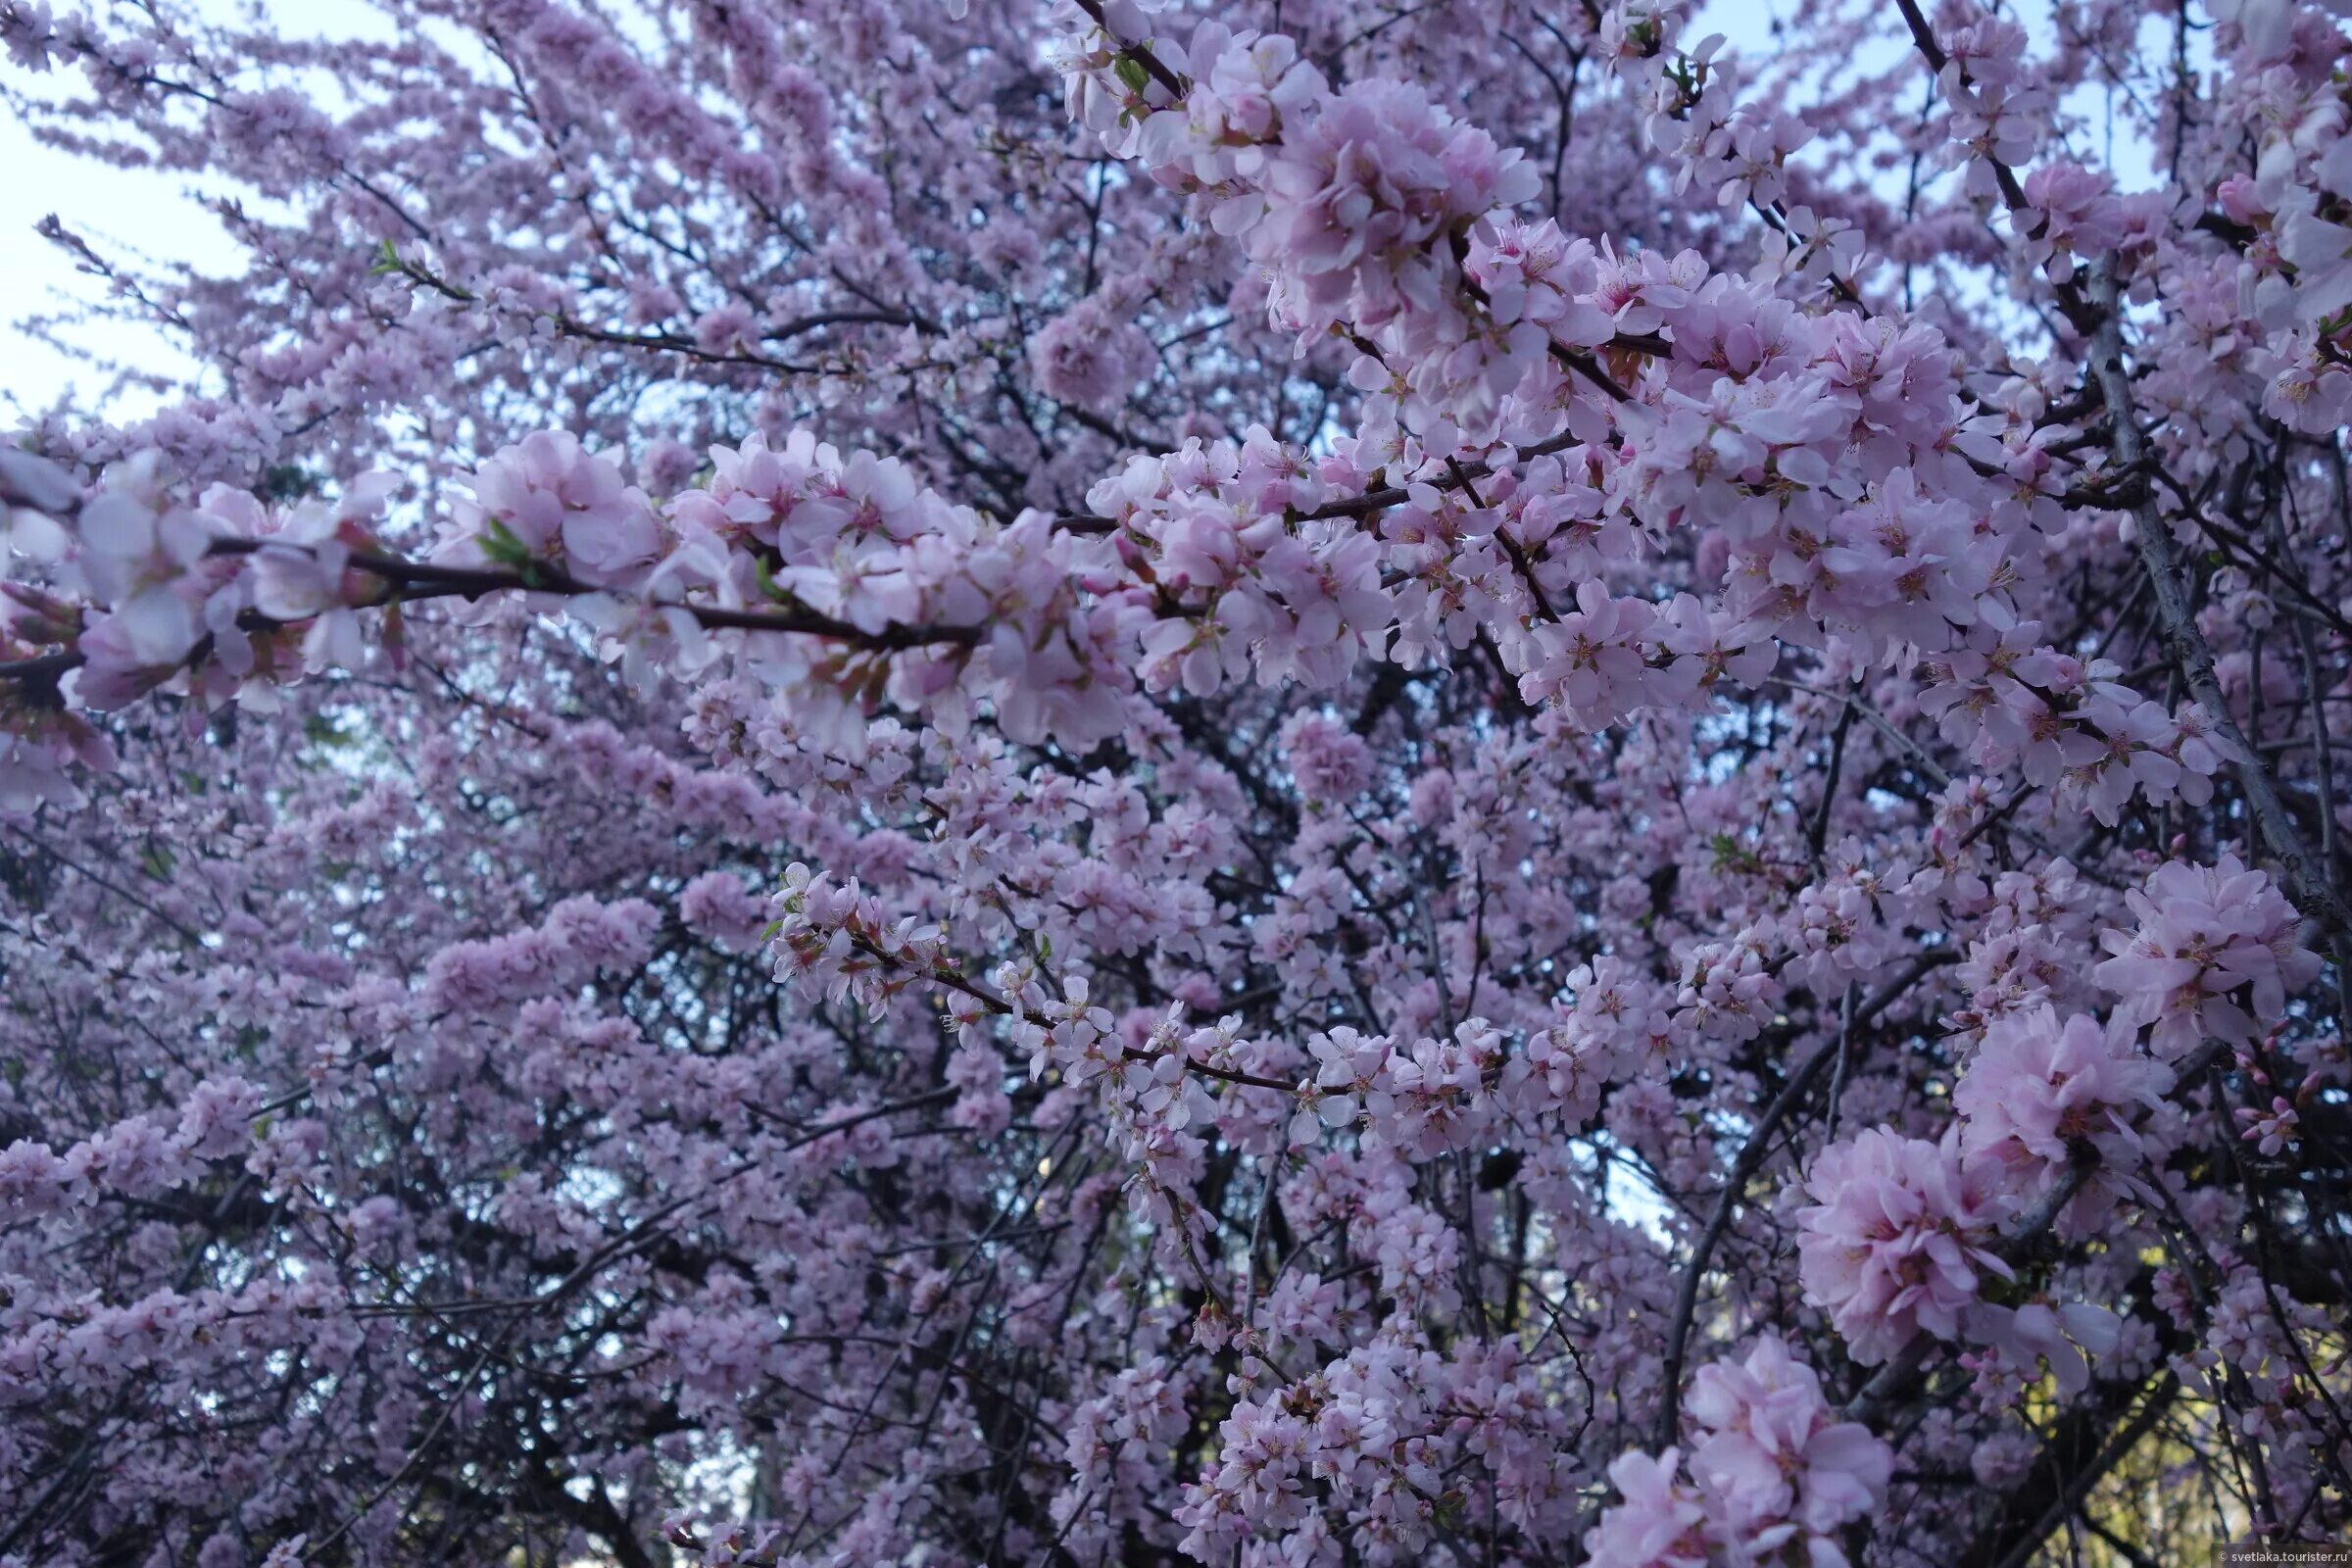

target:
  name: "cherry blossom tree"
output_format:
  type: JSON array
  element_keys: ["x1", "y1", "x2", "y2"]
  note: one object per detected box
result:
[{"x1": 3, "y1": 0, "x2": 2351, "y2": 1563}]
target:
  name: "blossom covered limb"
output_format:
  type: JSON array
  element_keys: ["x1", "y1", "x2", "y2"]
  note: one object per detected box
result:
[{"x1": 5, "y1": 0, "x2": 2352, "y2": 1562}]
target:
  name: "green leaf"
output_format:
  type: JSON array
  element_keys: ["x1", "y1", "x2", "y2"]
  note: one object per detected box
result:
[
  {"x1": 1707, "y1": 833, "x2": 1757, "y2": 873},
  {"x1": 475, "y1": 517, "x2": 534, "y2": 570},
  {"x1": 753, "y1": 554, "x2": 792, "y2": 605},
  {"x1": 1113, "y1": 54, "x2": 1150, "y2": 94},
  {"x1": 368, "y1": 238, "x2": 403, "y2": 276},
  {"x1": 257, "y1": 464, "x2": 319, "y2": 503}
]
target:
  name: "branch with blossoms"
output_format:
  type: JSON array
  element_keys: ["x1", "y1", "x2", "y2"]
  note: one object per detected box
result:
[
  {"x1": 0, "y1": 531, "x2": 983, "y2": 686},
  {"x1": 1599, "y1": 989, "x2": 2289, "y2": 1566},
  {"x1": 766, "y1": 860, "x2": 1296, "y2": 1095},
  {"x1": 5, "y1": 1, "x2": 2352, "y2": 1565},
  {"x1": 4, "y1": 12, "x2": 2251, "y2": 843}
]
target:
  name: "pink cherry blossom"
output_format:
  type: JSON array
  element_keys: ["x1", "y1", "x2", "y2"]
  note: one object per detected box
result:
[
  {"x1": 1954, "y1": 1005, "x2": 2174, "y2": 1206},
  {"x1": 1795, "y1": 1128, "x2": 2013, "y2": 1364},
  {"x1": 2092, "y1": 855, "x2": 2323, "y2": 1056},
  {"x1": 0, "y1": 0, "x2": 2346, "y2": 1560}
]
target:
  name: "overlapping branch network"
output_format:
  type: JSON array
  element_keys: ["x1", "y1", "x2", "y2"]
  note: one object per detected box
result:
[{"x1": 5, "y1": 0, "x2": 2352, "y2": 1564}]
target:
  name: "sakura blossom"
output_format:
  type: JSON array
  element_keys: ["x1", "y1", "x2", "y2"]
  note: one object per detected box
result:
[
  {"x1": 0, "y1": 0, "x2": 2349, "y2": 1562},
  {"x1": 1794, "y1": 1127, "x2": 2013, "y2": 1366}
]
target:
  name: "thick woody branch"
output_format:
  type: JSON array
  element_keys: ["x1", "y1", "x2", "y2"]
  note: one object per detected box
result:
[
  {"x1": 2084, "y1": 270, "x2": 2352, "y2": 945},
  {"x1": 1655, "y1": 951, "x2": 1957, "y2": 1447},
  {"x1": 1842, "y1": 1039, "x2": 2229, "y2": 1428}
]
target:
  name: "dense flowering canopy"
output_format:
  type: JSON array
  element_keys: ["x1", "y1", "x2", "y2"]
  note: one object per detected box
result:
[{"x1": 3, "y1": 0, "x2": 2352, "y2": 1563}]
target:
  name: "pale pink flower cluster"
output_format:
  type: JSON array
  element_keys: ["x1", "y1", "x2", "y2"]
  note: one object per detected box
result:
[
  {"x1": 1027, "y1": 296, "x2": 1155, "y2": 410},
  {"x1": 424, "y1": 895, "x2": 664, "y2": 1013},
  {"x1": 1931, "y1": 15, "x2": 2052, "y2": 201},
  {"x1": 1798, "y1": 1002, "x2": 2178, "y2": 1369},
  {"x1": 1641, "y1": 38, "x2": 1814, "y2": 215},
  {"x1": 1918, "y1": 626, "x2": 2225, "y2": 825},
  {"x1": 1780, "y1": 838, "x2": 1920, "y2": 988},
  {"x1": 1051, "y1": 1357, "x2": 1194, "y2": 1559},
  {"x1": 1086, "y1": 16, "x2": 1549, "y2": 446},
  {"x1": 2259, "y1": 330, "x2": 2352, "y2": 435},
  {"x1": 1519, "y1": 583, "x2": 1768, "y2": 733},
  {"x1": 2018, "y1": 162, "x2": 2127, "y2": 280},
  {"x1": 646, "y1": 1298, "x2": 783, "y2": 1412},
  {"x1": 1462, "y1": 220, "x2": 1617, "y2": 350},
  {"x1": 1950, "y1": 859, "x2": 2094, "y2": 1028},
  {"x1": 1299, "y1": 1020, "x2": 1509, "y2": 1159},
  {"x1": 1793, "y1": 1128, "x2": 2011, "y2": 1365},
  {"x1": 33, "y1": 453, "x2": 395, "y2": 722},
  {"x1": 766, "y1": 860, "x2": 948, "y2": 1015},
  {"x1": 1087, "y1": 433, "x2": 1391, "y2": 697},
  {"x1": 1277, "y1": 710, "x2": 1375, "y2": 803},
  {"x1": 1138, "y1": 22, "x2": 1538, "y2": 346},
  {"x1": 439, "y1": 429, "x2": 664, "y2": 589},
  {"x1": 1671, "y1": 933, "x2": 1782, "y2": 1046},
  {"x1": 1175, "y1": 1332, "x2": 1573, "y2": 1562},
  {"x1": 674, "y1": 868, "x2": 773, "y2": 952},
  {"x1": 2090, "y1": 854, "x2": 2322, "y2": 1056},
  {"x1": 2190, "y1": 1266, "x2": 2342, "y2": 1463},
  {"x1": 14, "y1": 428, "x2": 1153, "y2": 771},
  {"x1": 1, "y1": 1275, "x2": 349, "y2": 1408},
  {"x1": 1546, "y1": 956, "x2": 1676, "y2": 1079},
  {"x1": 1954, "y1": 1004, "x2": 2174, "y2": 1225},
  {"x1": 62, "y1": 455, "x2": 219, "y2": 703},
  {"x1": 1585, "y1": 1338, "x2": 1891, "y2": 1568}
]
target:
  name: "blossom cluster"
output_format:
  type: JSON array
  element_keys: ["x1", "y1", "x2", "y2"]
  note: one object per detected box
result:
[
  {"x1": 1585, "y1": 1338, "x2": 1891, "y2": 1568},
  {"x1": 2, "y1": 0, "x2": 2350, "y2": 1563}
]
